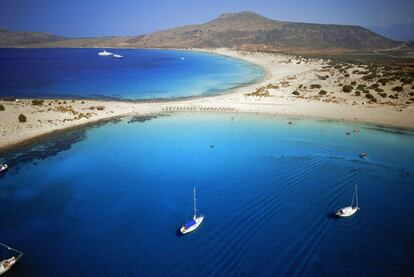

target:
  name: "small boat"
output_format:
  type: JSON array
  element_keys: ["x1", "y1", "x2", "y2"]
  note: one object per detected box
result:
[
  {"x1": 336, "y1": 184, "x2": 360, "y2": 217},
  {"x1": 0, "y1": 243, "x2": 23, "y2": 275},
  {"x1": 98, "y1": 50, "x2": 113, "y2": 56},
  {"x1": 180, "y1": 188, "x2": 204, "y2": 235},
  {"x1": 112, "y1": 54, "x2": 123, "y2": 59},
  {"x1": 0, "y1": 163, "x2": 7, "y2": 173},
  {"x1": 359, "y1": 152, "x2": 368, "y2": 159},
  {"x1": 180, "y1": 57, "x2": 185, "y2": 60}
]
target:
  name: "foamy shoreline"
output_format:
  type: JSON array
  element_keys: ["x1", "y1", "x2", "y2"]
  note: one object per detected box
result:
[{"x1": 1, "y1": 48, "x2": 413, "y2": 152}]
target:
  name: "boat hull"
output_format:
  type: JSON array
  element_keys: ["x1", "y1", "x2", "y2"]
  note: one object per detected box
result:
[
  {"x1": 336, "y1": 207, "x2": 359, "y2": 217},
  {"x1": 180, "y1": 216, "x2": 204, "y2": 234},
  {"x1": 0, "y1": 257, "x2": 16, "y2": 275},
  {"x1": 0, "y1": 164, "x2": 7, "y2": 173}
]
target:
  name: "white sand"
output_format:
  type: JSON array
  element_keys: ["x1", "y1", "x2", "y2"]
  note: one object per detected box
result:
[{"x1": 1, "y1": 48, "x2": 413, "y2": 151}]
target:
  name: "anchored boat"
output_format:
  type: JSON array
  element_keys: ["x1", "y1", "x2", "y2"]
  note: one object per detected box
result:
[
  {"x1": 0, "y1": 243, "x2": 23, "y2": 275},
  {"x1": 112, "y1": 54, "x2": 123, "y2": 59},
  {"x1": 98, "y1": 50, "x2": 113, "y2": 56},
  {"x1": 180, "y1": 188, "x2": 204, "y2": 235},
  {"x1": 0, "y1": 164, "x2": 7, "y2": 173},
  {"x1": 336, "y1": 184, "x2": 360, "y2": 217}
]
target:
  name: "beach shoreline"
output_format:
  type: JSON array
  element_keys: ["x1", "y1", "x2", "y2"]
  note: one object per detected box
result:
[{"x1": 1, "y1": 48, "x2": 413, "y2": 152}]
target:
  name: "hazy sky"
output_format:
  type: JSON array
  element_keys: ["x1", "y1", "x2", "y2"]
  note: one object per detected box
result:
[{"x1": 1, "y1": 0, "x2": 413, "y2": 37}]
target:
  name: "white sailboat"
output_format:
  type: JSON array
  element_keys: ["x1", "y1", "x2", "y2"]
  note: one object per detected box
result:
[
  {"x1": 0, "y1": 243, "x2": 23, "y2": 275},
  {"x1": 336, "y1": 184, "x2": 360, "y2": 217},
  {"x1": 0, "y1": 163, "x2": 7, "y2": 173},
  {"x1": 98, "y1": 50, "x2": 113, "y2": 56},
  {"x1": 180, "y1": 188, "x2": 204, "y2": 235},
  {"x1": 112, "y1": 54, "x2": 123, "y2": 59}
]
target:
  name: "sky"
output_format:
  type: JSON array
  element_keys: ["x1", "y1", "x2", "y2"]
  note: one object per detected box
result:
[{"x1": 0, "y1": 0, "x2": 413, "y2": 37}]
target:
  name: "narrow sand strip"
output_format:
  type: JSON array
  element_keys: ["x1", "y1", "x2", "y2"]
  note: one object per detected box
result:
[{"x1": 1, "y1": 48, "x2": 413, "y2": 152}]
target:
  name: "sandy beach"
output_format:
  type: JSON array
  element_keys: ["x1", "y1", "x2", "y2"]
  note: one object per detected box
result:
[{"x1": 1, "y1": 48, "x2": 413, "y2": 152}]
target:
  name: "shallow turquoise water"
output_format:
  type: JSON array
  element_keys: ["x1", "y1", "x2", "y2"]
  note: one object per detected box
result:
[
  {"x1": 0, "y1": 48, "x2": 263, "y2": 99},
  {"x1": 0, "y1": 113, "x2": 414, "y2": 276}
]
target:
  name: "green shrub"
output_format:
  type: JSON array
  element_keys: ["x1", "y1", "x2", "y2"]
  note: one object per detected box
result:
[
  {"x1": 19, "y1": 114, "x2": 27, "y2": 122},
  {"x1": 369, "y1": 83, "x2": 379, "y2": 90},
  {"x1": 378, "y1": 78, "x2": 388, "y2": 86},
  {"x1": 366, "y1": 93, "x2": 374, "y2": 99},
  {"x1": 292, "y1": 91, "x2": 300, "y2": 96},
  {"x1": 362, "y1": 74, "x2": 376, "y2": 81},
  {"x1": 392, "y1": 86, "x2": 403, "y2": 92},
  {"x1": 378, "y1": 92, "x2": 387, "y2": 98},
  {"x1": 342, "y1": 85, "x2": 353, "y2": 93},
  {"x1": 401, "y1": 78, "x2": 413, "y2": 85},
  {"x1": 310, "y1": 84, "x2": 321, "y2": 89},
  {"x1": 319, "y1": 90, "x2": 327, "y2": 95},
  {"x1": 344, "y1": 73, "x2": 350, "y2": 77},
  {"x1": 351, "y1": 81, "x2": 356, "y2": 86},
  {"x1": 0, "y1": 104, "x2": 4, "y2": 111},
  {"x1": 31, "y1": 100, "x2": 44, "y2": 106},
  {"x1": 356, "y1": 84, "x2": 366, "y2": 90},
  {"x1": 355, "y1": 91, "x2": 361, "y2": 96}
]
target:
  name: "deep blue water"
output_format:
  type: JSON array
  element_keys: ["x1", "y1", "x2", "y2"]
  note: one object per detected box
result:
[
  {"x1": 0, "y1": 48, "x2": 263, "y2": 99},
  {"x1": 1, "y1": 113, "x2": 414, "y2": 276}
]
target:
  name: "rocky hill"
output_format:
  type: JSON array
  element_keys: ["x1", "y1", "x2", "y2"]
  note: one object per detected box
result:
[
  {"x1": 0, "y1": 28, "x2": 65, "y2": 47},
  {"x1": 129, "y1": 12, "x2": 399, "y2": 50},
  {"x1": 0, "y1": 12, "x2": 400, "y2": 50}
]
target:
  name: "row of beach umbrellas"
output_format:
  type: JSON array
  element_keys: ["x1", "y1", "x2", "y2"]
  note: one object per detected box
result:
[{"x1": 162, "y1": 106, "x2": 236, "y2": 112}]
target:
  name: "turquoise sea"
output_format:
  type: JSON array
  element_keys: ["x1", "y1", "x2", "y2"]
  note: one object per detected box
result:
[
  {"x1": 1, "y1": 113, "x2": 414, "y2": 276},
  {"x1": 0, "y1": 48, "x2": 263, "y2": 99}
]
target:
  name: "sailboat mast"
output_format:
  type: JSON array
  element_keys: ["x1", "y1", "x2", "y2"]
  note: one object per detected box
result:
[
  {"x1": 356, "y1": 184, "x2": 358, "y2": 208},
  {"x1": 350, "y1": 185, "x2": 355, "y2": 207},
  {"x1": 193, "y1": 187, "x2": 197, "y2": 219}
]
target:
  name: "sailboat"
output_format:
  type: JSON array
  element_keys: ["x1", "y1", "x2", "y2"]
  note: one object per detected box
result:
[
  {"x1": 0, "y1": 163, "x2": 7, "y2": 173},
  {"x1": 180, "y1": 188, "x2": 204, "y2": 235},
  {"x1": 336, "y1": 184, "x2": 360, "y2": 217},
  {"x1": 0, "y1": 243, "x2": 23, "y2": 275}
]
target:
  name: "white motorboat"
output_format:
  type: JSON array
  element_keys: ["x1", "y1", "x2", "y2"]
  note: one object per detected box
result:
[
  {"x1": 336, "y1": 184, "x2": 360, "y2": 217},
  {"x1": 112, "y1": 54, "x2": 123, "y2": 59},
  {"x1": 180, "y1": 188, "x2": 204, "y2": 234},
  {"x1": 98, "y1": 50, "x2": 113, "y2": 56},
  {"x1": 0, "y1": 243, "x2": 23, "y2": 275},
  {"x1": 0, "y1": 164, "x2": 7, "y2": 173}
]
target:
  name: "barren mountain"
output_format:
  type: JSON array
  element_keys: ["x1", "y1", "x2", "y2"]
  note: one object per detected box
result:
[
  {"x1": 0, "y1": 28, "x2": 65, "y2": 47},
  {"x1": 0, "y1": 12, "x2": 400, "y2": 50},
  {"x1": 129, "y1": 12, "x2": 399, "y2": 50}
]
